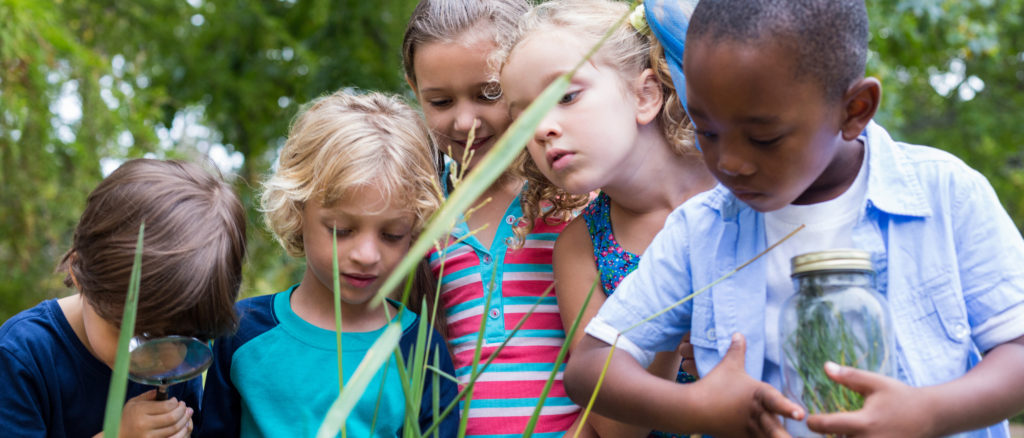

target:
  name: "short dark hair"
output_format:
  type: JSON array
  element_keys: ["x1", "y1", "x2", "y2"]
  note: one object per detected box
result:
[
  {"x1": 59, "y1": 159, "x2": 246, "y2": 340},
  {"x1": 688, "y1": 0, "x2": 869, "y2": 101}
]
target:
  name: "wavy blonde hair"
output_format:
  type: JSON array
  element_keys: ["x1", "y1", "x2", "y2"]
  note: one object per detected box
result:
[
  {"x1": 496, "y1": 0, "x2": 699, "y2": 245},
  {"x1": 261, "y1": 90, "x2": 441, "y2": 258}
]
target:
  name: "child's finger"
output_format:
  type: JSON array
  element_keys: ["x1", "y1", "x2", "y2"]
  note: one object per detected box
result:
[
  {"x1": 719, "y1": 332, "x2": 747, "y2": 369},
  {"x1": 164, "y1": 407, "x2": 193, "y2": 438},
  {"x1": 753, "y1": 409, "x2": 791, "y2": 438},
  {"x1": 753, "y1": 384, "x2": 804, "y2": 421},
  {"x1": 806, "y1": 411, "x2": 867, "y2": 436},
  {"x1": 823, "y1": 361, "x2": 887, "y2": 395},
  {"x1": 149, "y1": 401, "x2": 190, "y2": 433}
]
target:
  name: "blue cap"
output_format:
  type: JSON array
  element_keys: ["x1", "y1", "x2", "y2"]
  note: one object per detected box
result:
[{"x1": 644, "y1": 0, "x2": 696, "y2": 110}]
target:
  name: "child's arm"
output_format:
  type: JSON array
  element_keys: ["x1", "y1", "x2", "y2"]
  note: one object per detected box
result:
[
  {"x1": 99, "y1": 390, "x2": 192, "y2": 438},
  {"x1": 553, "y1": 219, "x2": 683, "y2": 438},
  {"x1": 808, "y1": 335, "x2": 1024, "y2": 436},
  {"x1": 566, "y1": 332, "x2": 803, "y2": 437}
]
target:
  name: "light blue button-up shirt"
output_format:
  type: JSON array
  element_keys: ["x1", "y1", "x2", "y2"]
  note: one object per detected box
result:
[{"x1": 587, "y1": 122, "x2": 1024, "y2": 437}]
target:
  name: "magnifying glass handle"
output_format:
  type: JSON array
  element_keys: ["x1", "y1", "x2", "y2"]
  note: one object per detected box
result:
[{"x1": 155, "y1": 385, "x2": 169, "y2": 401}]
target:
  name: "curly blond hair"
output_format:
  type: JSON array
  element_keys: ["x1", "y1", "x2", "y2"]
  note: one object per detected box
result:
[
  {"x1": 260, "y1": 90, "x2": 441, "y2": 258},
  {"x1": 496, "y1": 0, "x2": 699, "y2": 246}
]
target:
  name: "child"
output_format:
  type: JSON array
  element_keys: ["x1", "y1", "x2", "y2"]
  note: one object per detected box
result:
[
  {"x1": 0, "y1": 158, "x2": 247, "y2": 438},
  {"x1": 567, "y1": 0, "x2": 1024, "y2": 436},
  {"x1": 498, "y1": 0, "x2": 716, "y2": 436},
  {"x1": 196, "y1": 91, "x2": 458, "y2": 437},
  {"x1": 403, "y1": 1, "x2": 587, "y2": 436}
]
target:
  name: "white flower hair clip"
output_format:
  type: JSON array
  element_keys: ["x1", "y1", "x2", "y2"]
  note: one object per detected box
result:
[{"x1": 629, "y1": 3, "x2": 649, "y2": 34}]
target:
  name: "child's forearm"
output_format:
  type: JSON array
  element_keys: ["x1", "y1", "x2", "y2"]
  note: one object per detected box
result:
[
  {"x1": 565, "y1": 335, "x2": 709, "y2": 434},
  {"x1": 924, "y1": 335, "x2": 1024, "y2": 435}
]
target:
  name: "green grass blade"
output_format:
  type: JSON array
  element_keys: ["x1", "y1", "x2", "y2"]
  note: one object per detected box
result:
[
  {"x1": 332, "y1": 228, "x2": 345, "y2": 401},
  {"x1": 102, "y1": 222, "x2": 144, "y2": 436},
  {"x1": 316, "y1": 321, "x2": 402, "y2": 438},
  {"x1": 373, "y1": 73, "x2": 571, "y2": 308},
  {"x1": 523, "y1": 278, "x2": 599, "y2": 437}
]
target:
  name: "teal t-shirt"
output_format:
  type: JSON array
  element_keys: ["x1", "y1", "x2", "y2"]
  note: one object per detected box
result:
[{"x1": 197, "y1": 285, "x2": 457, "y2": 437}]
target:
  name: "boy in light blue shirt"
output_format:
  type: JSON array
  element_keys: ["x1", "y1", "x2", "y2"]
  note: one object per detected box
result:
[{"x1": 565, "y1": 0, "x2": 1024, "y2": 437}]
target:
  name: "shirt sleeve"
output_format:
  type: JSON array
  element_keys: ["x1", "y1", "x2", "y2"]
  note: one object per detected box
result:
[
  {"x1": 0, "y1": 347, "x2": 48, "y2": 437},
  {"x1": 585, "y1": 207, "x2": 695, "y2": 363},
  {"x1": 952, "y1": 167, "x2": 1024, "y2": 352}
]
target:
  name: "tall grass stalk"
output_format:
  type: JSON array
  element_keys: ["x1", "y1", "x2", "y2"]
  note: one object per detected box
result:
[
  {"x1": 102, "y1": 223, "x2": 144, "y2": 437},
  {"x1": 331, "y1": 227, "x2": 347, "y2": 438}
]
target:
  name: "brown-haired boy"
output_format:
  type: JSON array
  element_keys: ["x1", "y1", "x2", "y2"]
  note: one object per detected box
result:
[{"x1": 0, "y1": 158, "x2": 246, "y2": 437}]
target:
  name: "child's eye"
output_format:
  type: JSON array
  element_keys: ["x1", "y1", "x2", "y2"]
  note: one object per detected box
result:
[
  {"x1": 559, "y1": 90, "x2": 580, "y2": 105},
  {"x1": 382, "y1": 232, "x2": 407, "y2": 242},
  {"x1": 750, "y1": 136, "x2": 782, "y2": 146},
  {"x1": 329, "y1": 227, "x2": 352, "y2": 238},
  {"x1": 428, "y1": 98, "x2": 453, "y2": 108},
  {"x1": 695, "y1": 129, "x2": 717, "y2": 141},
  {"x1": 478, "y1": 93, "x2": 501, "y2": 103}
]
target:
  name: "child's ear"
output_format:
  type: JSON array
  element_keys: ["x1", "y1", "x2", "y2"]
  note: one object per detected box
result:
[
  {"x1": 634, "y1": 68, "x2": 664, "y2": 125},
  {"x1": 840, "y1": 77, "x2": 881, "y2": 141}
]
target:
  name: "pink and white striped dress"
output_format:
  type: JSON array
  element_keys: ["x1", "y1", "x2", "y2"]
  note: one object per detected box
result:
[{"x1": 428, "y1": 197, "x2": 580, "y2": 438}]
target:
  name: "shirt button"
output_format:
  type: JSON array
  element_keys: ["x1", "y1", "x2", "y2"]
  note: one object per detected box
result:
[
  {"x1": 952, "y1": 323, "x2": 968, "y2": 340},
  {"x1": 488, "y1": 308, "x2": 500, "y2": 319},
  {"x1": 505, "y1": 215, "x2": 516, "y2": 225},
  {"x1": 505, "y1": 237, "x2": 515, "y2": 246},
  {"x1": 482, "y1": 254, "x2": 492, "y2": 264},
  {"x1": 706, "y1": 328, "x2": 716, "y2": 341}
]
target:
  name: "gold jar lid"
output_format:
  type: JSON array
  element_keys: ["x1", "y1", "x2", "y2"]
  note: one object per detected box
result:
[{"x1": 791, "y1": 249, "x2": 873, "y2": 276}]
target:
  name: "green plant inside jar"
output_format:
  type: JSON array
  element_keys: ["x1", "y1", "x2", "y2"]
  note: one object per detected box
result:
[{"x1": 779, "y1": 250, "x2": 893, "y2": 418}]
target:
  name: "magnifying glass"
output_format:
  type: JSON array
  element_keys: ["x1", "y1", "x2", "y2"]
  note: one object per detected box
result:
[{"x1": 127, "y1": 335, "x2": 213, "y2": 401}]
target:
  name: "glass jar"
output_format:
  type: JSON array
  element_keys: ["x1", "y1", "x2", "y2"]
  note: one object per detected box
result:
[{"x1": 779, "y1": 250, "x2": 894, "y2": 437}]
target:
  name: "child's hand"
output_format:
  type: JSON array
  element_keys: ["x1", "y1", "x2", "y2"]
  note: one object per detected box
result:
[
  {"x1": 695, "y1": 333, "x2": 803, "y2": 437},
  {"x1": 119, "y1": 389, "x2": 194, "y2": 438},
  {"x1": 806, "y1": 362, "x2": 930, "y2": 438},
  {"x1": 676, "y1": 333, "x2": 698, "y2": 377}
]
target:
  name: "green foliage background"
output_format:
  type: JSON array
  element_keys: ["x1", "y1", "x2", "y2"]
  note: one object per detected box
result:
[{"x1": 2, "y1": 0, "x2": 1023, "y2": 322}]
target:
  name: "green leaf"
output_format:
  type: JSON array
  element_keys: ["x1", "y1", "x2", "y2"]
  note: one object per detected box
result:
[
  {"x1": 102, "y1": 223, "x2": 144, "y2": 437},
  {"x1": 316, "y1": 321, "x2": 403, "y2": 438}
]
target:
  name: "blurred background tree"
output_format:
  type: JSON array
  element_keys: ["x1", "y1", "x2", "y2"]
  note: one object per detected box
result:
[{"x1": 2, "y1": 0, "x2": 1023, "y2": 322}]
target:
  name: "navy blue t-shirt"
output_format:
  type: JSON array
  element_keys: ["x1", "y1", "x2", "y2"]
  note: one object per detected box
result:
[{"x1": 0, "y1": 299, "x2": 200, "y2": 438}]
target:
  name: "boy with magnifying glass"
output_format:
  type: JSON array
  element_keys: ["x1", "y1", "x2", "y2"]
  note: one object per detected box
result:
[{"x1": 0, "y1": 159, "x2": 247, "y2": 438}]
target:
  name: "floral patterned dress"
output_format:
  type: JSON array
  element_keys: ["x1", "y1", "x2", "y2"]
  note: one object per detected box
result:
[{"x1": 581, "y1": 191, "x2": 696, "y2": 438}]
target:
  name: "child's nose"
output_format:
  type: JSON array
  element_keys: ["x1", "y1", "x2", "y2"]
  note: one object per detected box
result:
[
  {"x1": 533, "y1": 116, "x2": 561, "y2": 144},
  {"x1": 716, "y1": 148, "x2": 755, "y2": 177},
  {"x1": 349, "y1": 235, "x2": 381, "y2": 266},
  {"x1": 453, "y1": 110, "x2": 479, "y2": 134}
]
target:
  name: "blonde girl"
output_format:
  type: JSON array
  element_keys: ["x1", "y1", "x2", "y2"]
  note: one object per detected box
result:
[{"x1": 499, "y1": 0, "x2": 716, "y2": 436}]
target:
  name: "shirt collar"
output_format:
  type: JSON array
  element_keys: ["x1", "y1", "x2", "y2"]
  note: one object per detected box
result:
[
  {"x1": 702, "y1": 121, "x2": 932, "y2": 219},
  {"x1": 861, "y1": 121, "x2": 932, "y2": 218}
]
